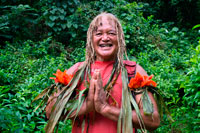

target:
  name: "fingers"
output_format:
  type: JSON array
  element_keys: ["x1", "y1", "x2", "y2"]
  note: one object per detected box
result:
[
  {"x1": 92, "y1": 69, "x2": 100, "y2": 80},
  {"x1": 88, "y1": 69, "x2": 108, "y2": 113},
  {"x1": 88, "y1": 69, "x2": 100, "y2": 99},
  {"x1": 88, "y1": 78, "x2": 95, "y2": 101},
  {"x1": 86, "y1": 69, "x2": 100, "y2": 111},
  {"x1": 93, "y1": 70, "x2": 102, "y2": 100},
  {"x1": 93, "y1": 72, "x2": 108, "y2": 114},
  {"x1": 93, "y1": 69, "x2": 103, "y2": 90}
]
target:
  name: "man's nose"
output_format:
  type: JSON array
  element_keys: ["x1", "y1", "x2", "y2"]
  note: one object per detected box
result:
[{"x1": 102, "y1": 34, "x2": 109, "y2": 41}]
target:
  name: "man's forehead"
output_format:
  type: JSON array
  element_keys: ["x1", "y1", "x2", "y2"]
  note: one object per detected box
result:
[{"x1": 94, "y1": 16, "x2": 116, "y2": 30}]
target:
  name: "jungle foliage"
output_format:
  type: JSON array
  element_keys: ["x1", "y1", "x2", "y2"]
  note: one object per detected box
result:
[{"x1": 0, "y1": 0, "x2": 199, "y2": 132}]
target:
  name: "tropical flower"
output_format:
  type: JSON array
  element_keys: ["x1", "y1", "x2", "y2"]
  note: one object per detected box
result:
[
  {"x1": 141, "y1": 75, "x2": 157, "y2": 87},
  {"x1": 128, "y1": 72, "x2": 157, "y2": 90},
  {"x1": 50, "y1": 69, "x2": 73, "y2": 85}
]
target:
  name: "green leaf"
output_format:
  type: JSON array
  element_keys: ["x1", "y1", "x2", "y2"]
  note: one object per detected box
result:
[
  {"x1": 61, "y1": 24, "x2": 67, "y2": 29},
  {"x1": 59, "y1": 15, "x2": 65, "y2": 20},
  {"x1": 45, "y1": 63, "x2": 87, "y2": 133},
  {"x1": 118, "y1": 67, "x2": 133, "y2": 133},
  {"x1": 194, "y1": 91, "x2": 200, "y2": 99},
  {"x1": 74, "y1": 89, "x2": 87, "y2": 118},
  {"x1": 27, "y1": 114, "x2": 32, "y2": 121},
  {"x1": 129, "y1": 91, "x2": 146, "y2": 132},
  {"x1": 49, "y1": 16, "x2": 57, "y2": 21},
  {"x1": 141, "y1": 88, "x2": 154, "y2": 115},
  {"x1": 73, "y1": 24, "x2": 78, "y2": 29},
  {"x1": 81, "y1": 119, "x2": 86, "y2": 133},
  {"x1": 0, "y1": 86, "x2": 10, "y2": 94},
  {"x1": 67, "y1": 22, "x2": 72, "y2": 28},
  {"x1": 62, "y1": 4, "x2": 67, "y2": 9},
  {"x1": 192, "y1": 24, "x2": 200, "y2": 30},
  {"x1": 64, "y1": 100, "x2": 78, "y2": 121},
  {"x1": 50, "y1": 9, "x2": 56, "y2": 14},
  {"x1": 72, "y1": 33, "x2": 76, "y2": 38},
  {"x1": 172, "y1": 27, "x2": 179, "y2": 32},
  {"x1": 47, "y1": 21, "x2": 55, "y2": 28}
]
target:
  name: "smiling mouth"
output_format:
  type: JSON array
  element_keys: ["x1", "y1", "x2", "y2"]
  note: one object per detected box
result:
[{"x1": 99, "y1": 44, "x2": 113, "y2": 47}]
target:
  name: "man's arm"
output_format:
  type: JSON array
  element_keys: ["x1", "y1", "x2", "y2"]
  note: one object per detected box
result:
[
  {"x1": 45, "y1": 62, "x2": 96, "y2": 118},
  {"x1": 45, "y1": 63, "x2": 81, "y2": 119},
  {"x1": 94, "y1": 64, "x2": 160, "y2": 131}
]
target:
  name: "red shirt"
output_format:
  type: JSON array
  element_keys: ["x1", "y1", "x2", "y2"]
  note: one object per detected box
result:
[{"x1": 72, "y1": 61, "x2": 136, "y2": 133}]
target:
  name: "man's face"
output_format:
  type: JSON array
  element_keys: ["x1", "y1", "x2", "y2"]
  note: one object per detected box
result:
[{"x1": 92, "y1": 16, "x2": 118, "y2": 61}]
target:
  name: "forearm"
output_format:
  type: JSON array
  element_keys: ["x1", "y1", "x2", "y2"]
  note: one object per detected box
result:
[
  {"x1": 69, "y1": 98, "x2": 94, "y2": 118},
  {"x1": 132, "y1": 109, "x2": 160, "y2": 130},
  {"x1": 100, "y1": 104, "x2": 120, "y2": 121},
  {"x1": 99, "y1": 104, "x2": 160, "y2": 130}
]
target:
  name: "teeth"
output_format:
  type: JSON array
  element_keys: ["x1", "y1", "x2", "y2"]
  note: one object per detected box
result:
[{"x1": 99, "y1": 44, "x2": 112, "y2": 47}]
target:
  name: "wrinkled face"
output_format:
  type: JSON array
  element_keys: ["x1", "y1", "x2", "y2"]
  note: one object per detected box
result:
[{"x1": 92, "y1": 16, "x2": 118, "y2": 61}]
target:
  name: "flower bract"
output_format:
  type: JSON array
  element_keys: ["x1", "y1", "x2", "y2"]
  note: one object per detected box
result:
[
  {"x1": 50, "y1": 69, "x2": 73, "y2": 85},
  {"x1": 128, "y1": 72, "x2": 157, "y2": 90}
]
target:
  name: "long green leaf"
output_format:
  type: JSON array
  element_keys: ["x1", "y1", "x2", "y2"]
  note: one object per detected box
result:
[
  {"x1": 73, "y1": 95, "x2": 85, "y2": 122},
  {"x1": 64, "y1": 100, "x2": 78, "y2": 121},
  {"x1": 81, "y1": 119, "x2": 86, "y2": 133},
  {"x1": 129, "y1": 91, "x2": 146, "y2": 132},
  {"x1": 150, "y1": 88, "x2": 174, "y2": 123},
  {"x1": 117, "y1": 67, "x2": 133, "y2": 133},
  {"x1": 141, "y1": 88, "x2": 154, "y2": 115},
  {"x1": 45, "y1": 63, "x2": 86, "y2": 133},
  {"x1": 75, "y1": 88, "x2": 88, "y2": 118},
  {"x1": 104, "y1": 61, "x2": 118, "y2": 90}
]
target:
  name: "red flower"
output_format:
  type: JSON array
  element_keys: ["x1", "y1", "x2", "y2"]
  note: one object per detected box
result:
[
  {"x1": 141, "y1": 75, "x2": 157, "y2": 87},
  {"x1": 128, "y1": 72, "x2": 143, "y2": 90},
  {"x1": 50, "y1": 69, "x2": 73, "y2": 85},
  {"x1": 128, "y1": 72, "x2": 157, "y2": 90}
]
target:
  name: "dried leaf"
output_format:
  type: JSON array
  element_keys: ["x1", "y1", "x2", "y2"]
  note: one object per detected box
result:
[
  {"x1": 32, "y1": 84, "x2": 55, "y2": 103},
  {"x1": 118, "y1": 67, "x2": 133, "y2": 133},
  {"x1": 45, "y1": 63, "x2": 87, "y2": 133},
  {"x1": 129, "y1": 92, "x2": 146, "y2": 132},
  {"x1": 64, "y1": 100, "x2": 78, "y2": 121}
]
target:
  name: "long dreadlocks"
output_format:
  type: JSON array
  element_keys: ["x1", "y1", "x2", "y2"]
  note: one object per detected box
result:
[{"x1": 85, "y1": 12, "x2": 129, "y2": 71}]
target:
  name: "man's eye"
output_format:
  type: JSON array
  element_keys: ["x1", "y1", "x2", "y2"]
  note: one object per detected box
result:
[
  {"x1": 96, "y1": 33, "x2": 102, "y2": 36},
  {"x1": 109, "y1": 32, "x2": 116, "y2": 35}
]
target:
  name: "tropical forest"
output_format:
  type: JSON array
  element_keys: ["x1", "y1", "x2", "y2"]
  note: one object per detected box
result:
[{"x1": 0, "y1": 0, "x2": 199, "y2": 132}]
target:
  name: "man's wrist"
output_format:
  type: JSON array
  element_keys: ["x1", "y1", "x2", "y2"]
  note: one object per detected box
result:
[
  {"x1": 99, "y1": 104, "x2": 120, "y2": 121},
  {"x1": 98, "y1": 103, "x2": 109, "y2": 115}
]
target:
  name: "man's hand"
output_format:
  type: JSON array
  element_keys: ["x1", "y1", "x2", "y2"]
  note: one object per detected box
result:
[
  {"x1": 93, "y1": 69, "x2": 109, "y2": 114},
  {"x1": 85, "y1": 71, "x2": 96, "y2": 112}
]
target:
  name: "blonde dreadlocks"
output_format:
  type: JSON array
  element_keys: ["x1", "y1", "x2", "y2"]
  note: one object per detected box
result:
[{"x1": 85, "y1": 12, "x2": 129, "y2": 70}]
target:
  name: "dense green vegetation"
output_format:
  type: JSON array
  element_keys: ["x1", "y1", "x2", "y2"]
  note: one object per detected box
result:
[{"x1": 0, "y1": 0, "x2": 199, "y2": 132}]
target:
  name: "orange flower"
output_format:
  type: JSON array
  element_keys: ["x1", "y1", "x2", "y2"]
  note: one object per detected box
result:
[
  {"x1": 128, "y1": 72, "x2": 157, "y2": 90},
  {"x1": 141, "y1": 75, "x2": 157, "y2": 87},
  {"x1": 50, "y1": 69, "x2": 73, "y2": 85},
  {"x1": 128, "y1": 72, "x2": 143, "y2": 90}
]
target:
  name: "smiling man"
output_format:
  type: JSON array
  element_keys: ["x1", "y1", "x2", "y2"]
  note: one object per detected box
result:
[
  {"x1": 92, "y1": 16, "x2": 118, "y2": 61},
  {"x1": 46, "y1": 12, "x2": 160, "y2": 133}
]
